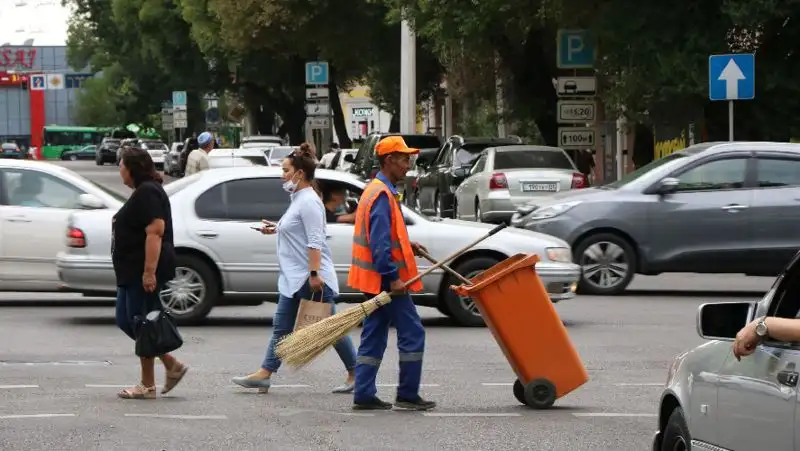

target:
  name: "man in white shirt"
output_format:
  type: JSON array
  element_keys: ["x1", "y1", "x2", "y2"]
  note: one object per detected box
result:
[
  {"x1": 185, "y1": 132, "x2": 213, "y2": 175},
  {"x1": 319, "y1": 142, "x2": 340, "y2": 169}
]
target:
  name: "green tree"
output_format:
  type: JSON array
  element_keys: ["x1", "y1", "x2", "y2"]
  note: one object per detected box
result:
[{"x1": 71, "y1": 64, "x2": 129, "y2": 126}]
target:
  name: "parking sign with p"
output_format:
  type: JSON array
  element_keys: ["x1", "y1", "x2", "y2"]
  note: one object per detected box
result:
[
  {"x1": 557, "y1": 29, "x2": 596, "y2": 69},
  {"x1": 305, "y1": 61, "x2": 329, "y2": 85}
]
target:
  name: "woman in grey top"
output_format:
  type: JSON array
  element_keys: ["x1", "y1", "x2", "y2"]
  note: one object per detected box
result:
[{"x1": 232, "y1": 143, "x2": 357, "y2": 393}]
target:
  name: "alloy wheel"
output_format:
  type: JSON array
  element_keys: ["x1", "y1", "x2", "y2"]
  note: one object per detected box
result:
[
  {"x1": 579, "y1": 241, "x2": 629, "y2": 290},
  {"x1": 457, "y1": 269, "x2": 484, "y2": 317},
  {"x1": 159, "y1": 266, "x2": 206, "y2": 314}
]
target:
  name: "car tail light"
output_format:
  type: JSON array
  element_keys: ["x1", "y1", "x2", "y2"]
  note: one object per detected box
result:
[
  {"x1": 571, "y1": 172, "x2": 588, "y2": 189},
  {"x1": 67, "y1": 227, "x2": 86, "y2": 248},
  {"x1": 489, "y1": 172, "x2": 508, "y2": 190}
]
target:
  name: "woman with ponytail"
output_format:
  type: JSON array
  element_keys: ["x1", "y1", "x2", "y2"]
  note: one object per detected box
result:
[{"x1": 232, "y1": 142, "x2": 357, "y2": 394}]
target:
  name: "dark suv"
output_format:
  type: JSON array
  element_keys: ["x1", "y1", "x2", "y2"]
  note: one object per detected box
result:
[
  {"x1": 96, "y1": 138, "x2": 120, "y2": 165},
  {"x1": 415, "y1": 135, "x2": 523, "y2": 218},
  {"x1": 346, "y1": 132, "x2": 443, "y2": 181}
]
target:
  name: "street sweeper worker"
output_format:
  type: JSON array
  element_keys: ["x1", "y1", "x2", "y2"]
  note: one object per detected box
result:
[{"x1": 347, "y1": 136, "x2": 437, "y2": 411}]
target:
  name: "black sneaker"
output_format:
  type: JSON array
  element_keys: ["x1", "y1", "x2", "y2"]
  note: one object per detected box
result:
[
  {"x1": 394, "y1": 396, "x2": 436, "y2": 411},
  {"x1": 353, "y1": 397, "x2": 393, "y2": 410}
]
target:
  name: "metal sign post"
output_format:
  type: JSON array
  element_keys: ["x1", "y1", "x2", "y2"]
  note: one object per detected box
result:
[{"x1": 708, "y1": 54, "x2": 755, "y2": 141}]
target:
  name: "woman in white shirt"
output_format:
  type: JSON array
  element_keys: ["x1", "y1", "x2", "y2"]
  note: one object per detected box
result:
[{"x1": 232, "y1": 143, "x2": 357, "y2": 393}]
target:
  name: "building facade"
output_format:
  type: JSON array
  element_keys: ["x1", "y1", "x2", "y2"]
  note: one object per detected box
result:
[{"x1": 0, "y1": 45, "x2": 92, "y2": 150}]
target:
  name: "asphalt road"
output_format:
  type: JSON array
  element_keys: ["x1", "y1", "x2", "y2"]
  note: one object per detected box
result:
[{"x1": 0, "y1": 161, "x2": 775, "y2": 450}]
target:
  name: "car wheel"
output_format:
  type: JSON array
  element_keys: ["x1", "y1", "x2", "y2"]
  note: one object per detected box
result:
[
  {"x1": 661, "y1": 407, "x2": 690, "y2": 451},
  {"x1": 95, "y1": 157, "x2": 103, "y2": 166},
  {"x1": 475, "y1": 198, "x2": 482, "y2": 222},
  {"x1": 574, "y1": 232, "x2": 636, "y2": 295},
  {"x1": 159, "y1": 254, "x2": 219, "y2": 325},
  {"x1": 453, "y1": 197, "x2": 459, "y2": 220},
  {"x1": 442, "y1": 256, "x2": 500, "y2": 326},
  {"x1": 414, "y1": 189, "x2": 422, "y2": 211},
  {"x1": 70, "y1": 155, "x2": 77, "y2": 161}
]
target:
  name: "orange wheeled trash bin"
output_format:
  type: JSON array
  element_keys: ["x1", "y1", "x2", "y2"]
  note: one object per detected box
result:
[{"x1": 452, "y1": 253, "x2": 588, "y2": 409}]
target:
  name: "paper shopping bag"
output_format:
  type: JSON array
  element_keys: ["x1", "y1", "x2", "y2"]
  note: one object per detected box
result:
[{"x1": 294, "y1": 291, "x2": 332, "y2": 331}]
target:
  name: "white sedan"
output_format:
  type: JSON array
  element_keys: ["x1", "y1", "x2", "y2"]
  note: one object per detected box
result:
[
  {"x1": 454, "y1": 145, "x2": 588, "y2": 223},
  {"x1": 0, "y1": 159, "x2": 124, "y2": 291},
  {"x1": 57, "y1": 168, "x2": 581, "y2": 326}
]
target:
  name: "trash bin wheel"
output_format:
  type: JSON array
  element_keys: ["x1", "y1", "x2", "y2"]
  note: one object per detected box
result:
[
  {"x1": 512, "y1": 379, "x2": 526, "y2": 405},
  {"x1": 523, "y1": 378, "x2": 556, "y2": 409}
]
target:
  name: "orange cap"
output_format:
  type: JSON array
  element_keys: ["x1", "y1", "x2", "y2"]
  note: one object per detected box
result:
[{"x1": 375, "y1": 136, "x2": 419, "y2": 157}]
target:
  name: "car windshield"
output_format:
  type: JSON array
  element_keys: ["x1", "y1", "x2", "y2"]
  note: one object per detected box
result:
[
  {"x1": 494, "y1": 150, "x2": 574, "y2": 170},
  {"x1": 401, "y1": 135, "x2": 442, "y2": 149},
  {"x1": 142, "y1": 141, "x2": 167, "y2": 150},
  {"x1": 2, "y1": 143, "x2": 16, "y2": 150}
]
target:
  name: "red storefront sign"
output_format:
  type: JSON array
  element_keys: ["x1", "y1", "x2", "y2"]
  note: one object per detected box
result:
[
  {"x1": 0, "y1": 71, "x2": 26, "y2": 86},
  {"x1": 0, "y1": 47, "x2": 37, "y2": 69}
]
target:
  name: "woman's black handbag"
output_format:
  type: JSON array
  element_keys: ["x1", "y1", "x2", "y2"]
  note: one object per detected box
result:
[{"x1": 134, "y1": 289, "x2": 183, "y2": 358}]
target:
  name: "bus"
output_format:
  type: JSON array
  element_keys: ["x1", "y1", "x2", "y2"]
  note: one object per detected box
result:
[{"x1": 41, "y1": 126, "x2": 109, "y2": 160}]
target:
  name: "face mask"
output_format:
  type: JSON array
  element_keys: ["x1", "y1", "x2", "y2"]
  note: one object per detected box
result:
[
  {"x1": 282, "y1": 173, "x2": 300, "y2": 194},
  {"x1": 335, "y1": 204, "x2": 347, "y2": 215}
]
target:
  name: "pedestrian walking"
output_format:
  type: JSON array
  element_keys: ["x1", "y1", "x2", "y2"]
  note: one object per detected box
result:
[
  {"x1": 185, "y1": 131, "x2": 213, "y2": 176},
  {"x1": 113, "y1": 147, "x2": 188, "y2": 399},
  {"x1": 232, "y1": 142, "x2": 357, "y2": 394},
  {"x1": 348, "y1": 136, "x2": 436, "y2": 411}
]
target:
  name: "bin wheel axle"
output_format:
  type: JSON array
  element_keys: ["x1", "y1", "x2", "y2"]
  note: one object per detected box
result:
[{"x1": 513, "y1": 378, "x2": 556, "y2": 409}]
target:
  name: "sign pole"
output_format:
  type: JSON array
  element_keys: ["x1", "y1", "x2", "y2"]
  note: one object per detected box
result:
[{"x1": 728, "y1": 100, "x2": 734, "y2": 141}]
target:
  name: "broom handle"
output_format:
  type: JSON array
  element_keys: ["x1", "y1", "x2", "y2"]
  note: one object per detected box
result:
[
  {"x1": 403, "y1": 223, "x2": 507, "y2": 288},
  {"x1": 416, "y1": 249, "x2": 472, "y2": 285}
]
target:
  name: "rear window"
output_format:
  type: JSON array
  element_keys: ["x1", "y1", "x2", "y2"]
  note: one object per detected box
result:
[
  {"x1": 401, "y1": 135, "x2": 442, "y2": 149},
  {"x1": 142, "y1": 141, "x2": 168, "y2": 150},
  {"x1": 494, "y1": 150, "x2": 574, "y2": 170},
  {"x1": 454, "y1": 143, "x2": 493, "y2": 166},
  {"x1": 268, "y1": 147, "x2": 294, "y2": 160},
  {"x1": 1, "y1": 143, "x2": 17, "y2": 151}
]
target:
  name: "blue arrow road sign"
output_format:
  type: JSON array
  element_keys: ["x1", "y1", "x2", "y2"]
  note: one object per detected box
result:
[
  {"x1": 557, "y1": 29, "x2": 596, "y2": 69},
  {"x1": 709, "y1": 54, "x2": 755, "y2": 101},
  {"x1": 305, "y1": 61, "x2": 329, "y2": 85}
]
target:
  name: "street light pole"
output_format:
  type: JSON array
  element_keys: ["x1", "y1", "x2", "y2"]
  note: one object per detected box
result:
[{"x1": 400, "y1": 15, "x2": 416, "y2": 134}]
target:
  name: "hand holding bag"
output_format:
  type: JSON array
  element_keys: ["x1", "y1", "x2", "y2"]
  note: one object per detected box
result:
[
  {"x1": 134, "y1": 287, "x2": 184, "y2": 358},
  {"x1": 294, "y1": 288, "x2": 333, "y2": 331}
]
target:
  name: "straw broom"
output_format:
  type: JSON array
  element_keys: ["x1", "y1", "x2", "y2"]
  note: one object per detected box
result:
[{"x1": 275, "y1": 223, "x2": 507, "y2": 368}]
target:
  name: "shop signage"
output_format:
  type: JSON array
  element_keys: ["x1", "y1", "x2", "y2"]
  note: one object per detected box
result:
[{"x1": 0, "y1": 47, "x2": 37, "y2": 69}]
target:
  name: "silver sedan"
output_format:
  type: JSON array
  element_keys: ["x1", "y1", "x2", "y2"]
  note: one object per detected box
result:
[
  {"x1": 56, "y1": 168, "x2": 581, "y2": 326},
  {"x1": 454, "y1": 145, "x2": 588, "y2": 223}
]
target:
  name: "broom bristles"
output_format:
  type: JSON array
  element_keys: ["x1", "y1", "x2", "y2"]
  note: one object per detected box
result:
[{"x1": 275, "y1": 292, "x2": 393, "y2": 367}]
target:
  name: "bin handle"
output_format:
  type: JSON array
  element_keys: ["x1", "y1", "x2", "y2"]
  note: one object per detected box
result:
[
  {"x1": 402, "y1": 223, "x2": 507, "y2": 289},
  {"x1": 416, "y1": 248, "x2": 472, "y2": 285}
]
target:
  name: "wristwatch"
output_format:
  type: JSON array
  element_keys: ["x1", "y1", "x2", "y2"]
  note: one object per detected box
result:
[
  {"x1": 310, "y1": 270, "x2": 319, "y2": 278},
  {"x1": 755, "y1": 316, "x2": 769, "y2": 339}
]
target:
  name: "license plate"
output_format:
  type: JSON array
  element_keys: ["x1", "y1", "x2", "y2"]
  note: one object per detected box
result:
[{"x1": 522, "y1": 182, "x2": 558, "y2": 192}]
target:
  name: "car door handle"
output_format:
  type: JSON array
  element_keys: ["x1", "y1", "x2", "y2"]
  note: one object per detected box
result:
[
  {"x1": 5, "y1": 216, "x2": 31, "y2": 223},
  {"x1": 195, "y1": 230, "x2": 219, "y2": 238},
  {"x1": 777, "y1": 370, "x2": 799, "y2": 387},
  {"x1": 721, "y1": 204, "x2": 749, "y2": 211}
]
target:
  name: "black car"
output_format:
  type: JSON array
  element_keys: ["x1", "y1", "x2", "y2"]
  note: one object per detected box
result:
[
  {"x1": 415, "y1": 135, "x2": 523, "y2": 218},
  {"x1": 0, "y1": 142, "x2": 25, "y2": 159},
  {"x1": 61, "y1": 145, "x2": 97, "y2": 161},
  {"x1": 346, "y1": 132, "x2": 443, "y2": 181},
  {"x1": 96, "y1": 138, "x2": 120, "y2": 165}
]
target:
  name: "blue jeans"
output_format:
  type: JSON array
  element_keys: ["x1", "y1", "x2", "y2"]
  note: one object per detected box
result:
[
  {"x1": 115, "y1": 283, "x2": 160, "y2": 340},
  {"x1": 262, "y1": 282, "x2": 357, "y2": 373}
]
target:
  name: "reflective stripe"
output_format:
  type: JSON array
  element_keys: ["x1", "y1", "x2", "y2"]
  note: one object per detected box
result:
[
  {"x1": 356, "y1": 356, "x2": 382, "y2": 366},
  {"x1": 352, "y1": 257, "x2": 407, "y2": 271},
  {"x1": 398, "y1": 352, "x2": 424, "y2": 362},
  {"x1": 353, "y1": 233, "x2": 401, "y2": 249}
]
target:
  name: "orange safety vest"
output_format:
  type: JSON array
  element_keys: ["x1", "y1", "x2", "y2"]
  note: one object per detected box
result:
[{"x1": 348, "y1": 178, "x2": 423, "y2": 294}]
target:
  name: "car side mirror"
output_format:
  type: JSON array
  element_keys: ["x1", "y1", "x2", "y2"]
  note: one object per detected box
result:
[
  {"x1": 453, "y1": 167, "x2": 468, "y2": 178},
  {"x1": 344, "y1": 154, "x2": 355, "y2": 163},
  {"x1": 78, "y1": 193, "x2": 105, "y2": 209},
  {"x1": 655, "y1": 177, "x2": 679, "y2": 195},
  {"x1": 416, "y1": 159, "x2": 428, "y2": 169},
  {"x1": 697, "y1": 301, "x2": 755, "y2": 340}
]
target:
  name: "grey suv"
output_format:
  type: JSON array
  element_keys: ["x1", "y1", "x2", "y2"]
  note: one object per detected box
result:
[{"x1": 511, "y1": 141, "x2": 800, "y2": 294}]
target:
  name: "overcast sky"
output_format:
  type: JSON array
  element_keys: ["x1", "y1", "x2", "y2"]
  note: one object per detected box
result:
[{"x1": 0, "y1": 0, "x2": 71, "y2": 47}]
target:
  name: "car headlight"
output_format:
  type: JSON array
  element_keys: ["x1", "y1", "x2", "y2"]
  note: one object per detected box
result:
[
  {"x1": 546, "y1": 247, "x2": 572, "y2": 263},
  {"x1": 529, "y1": 201, "x2": 582, "y2": 220}
]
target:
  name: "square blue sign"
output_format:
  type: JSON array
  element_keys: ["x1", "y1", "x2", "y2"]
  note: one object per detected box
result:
[{"x1": 709, "y1": 54, "x2": 755, "y2": 101}]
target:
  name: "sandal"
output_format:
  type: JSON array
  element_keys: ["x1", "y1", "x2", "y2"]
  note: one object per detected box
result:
[
  {"x1": 162, "y1": 363, "x2": 189, "y2": 394},
  {"x1": 118, "y1": 383, "x2": 156, "y2": 399}
]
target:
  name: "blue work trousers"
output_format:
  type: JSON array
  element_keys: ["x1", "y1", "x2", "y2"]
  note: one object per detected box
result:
[{"x1": 354, "y1": 292, "x2": 425, "y2": 403}]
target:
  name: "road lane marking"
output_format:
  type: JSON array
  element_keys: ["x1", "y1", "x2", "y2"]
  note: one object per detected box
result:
[
  {"x1": 572, "y1": 413, "x2": 657, "y2": 418},
  {"x1": 0, "y1": 414, "x2": 76, "y2": 419},
  {"x1": 614, "y1": 383, "x2": 664, "y2": 387},
  {"x1": 124, "y1": 414, "x2": 227, "y2": 420},
  {"x1": 0, "y1": 385, "x2": 39, "y2": 389},
  {"x1": 481, "y1": 383, "x2": 514, "y2": 386},
  {"x1": 377, "y1": 384, "x2": 440, "y2": 387},
  {"x1": 423, "y1": 413, "x2": 521, "y2": 417}
]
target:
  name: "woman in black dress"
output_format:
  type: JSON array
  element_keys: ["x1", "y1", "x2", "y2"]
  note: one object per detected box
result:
[{"x1": 114, "y1": 146, "x2": 188, "y2": 399}]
